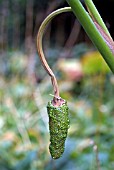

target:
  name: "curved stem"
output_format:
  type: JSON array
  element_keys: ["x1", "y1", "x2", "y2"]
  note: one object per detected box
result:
[{"x1": 37, "y1": 7, "x2": 72, "y2": 98}]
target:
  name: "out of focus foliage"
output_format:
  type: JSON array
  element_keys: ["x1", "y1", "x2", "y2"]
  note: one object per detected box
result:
[{"x1": 0, "y1": 43, "x2": 114, "y2": 170}]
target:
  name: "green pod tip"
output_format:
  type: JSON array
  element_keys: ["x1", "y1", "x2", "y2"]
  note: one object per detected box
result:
[{"x1": 47, "y1": 99, "x2": 70, "y2": 159}]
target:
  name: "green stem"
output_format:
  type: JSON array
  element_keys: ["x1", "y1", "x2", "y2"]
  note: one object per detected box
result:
[
  {"x1": 66, "y1": 0, "x2": 114, "y2": 73},
  {"x1": 37, "y1": 7, "x2": 72, "y2": 98},
  {"x1": 85, "y1": 0, "x2": 111, "y2": 38}
]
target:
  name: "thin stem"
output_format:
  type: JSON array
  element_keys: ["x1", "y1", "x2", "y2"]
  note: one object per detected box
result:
[
  {"x1": 66, "y1": 0, "x2": 114, "y2": 73},
  {"x1": 93, "y1": 144, "x2": 100, "y2": 170},
  {"x1": 37, "y1": 7, "x2": 72, "y2": 98}
]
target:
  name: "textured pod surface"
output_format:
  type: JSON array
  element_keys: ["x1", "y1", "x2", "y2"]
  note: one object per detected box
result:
[{"x1": 47, "y1": 100, "x2": 69, "y2": 159}]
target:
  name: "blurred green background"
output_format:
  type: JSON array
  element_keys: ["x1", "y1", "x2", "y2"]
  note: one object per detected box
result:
[{"x1": 0, "y1": 0, "x2": 114, "y2": 169}]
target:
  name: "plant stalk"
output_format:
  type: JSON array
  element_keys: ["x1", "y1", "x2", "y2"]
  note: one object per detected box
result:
[
  {"x1": 37, "y1": 7, "x2": 72, "y2": 103},
  {"x1": 66, "y1": 0, "x2": 114, "y2": 73},
  {"x1": 85, "y1": 0, "x2": 111, "y2": 38}
]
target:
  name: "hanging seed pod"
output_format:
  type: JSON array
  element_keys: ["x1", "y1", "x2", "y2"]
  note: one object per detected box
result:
[
  {"x1": 37, "y1": 7, "x2": 71, "y2": 159},
  {"x1": 47, "y1": 99, "x2": 70, "y2": 159}
]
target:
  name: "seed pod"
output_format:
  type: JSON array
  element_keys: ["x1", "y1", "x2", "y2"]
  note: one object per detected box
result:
[{"x1": 47, "y1": 100, "x2": 69, "y2": 159}]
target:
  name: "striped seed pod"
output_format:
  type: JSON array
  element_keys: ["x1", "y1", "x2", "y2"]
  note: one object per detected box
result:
[{"x1": 47, "y1": 100, "x2": 69, "y2": 159}]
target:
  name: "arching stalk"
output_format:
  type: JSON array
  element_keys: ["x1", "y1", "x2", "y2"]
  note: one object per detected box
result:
[{"x1": 37, "y1": 7, "x2": 72, "y2": 106}]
